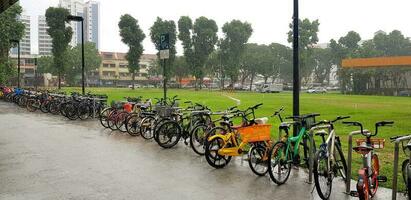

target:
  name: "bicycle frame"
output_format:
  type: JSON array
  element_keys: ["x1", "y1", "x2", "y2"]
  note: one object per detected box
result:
[{"x1": 283, "y1": 126, "x2": 308, "y2": 161}]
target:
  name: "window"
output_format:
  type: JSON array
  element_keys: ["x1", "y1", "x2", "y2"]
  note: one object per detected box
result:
[{"x1": 103, "y1": 63, "x2": 109, "y2": 67}]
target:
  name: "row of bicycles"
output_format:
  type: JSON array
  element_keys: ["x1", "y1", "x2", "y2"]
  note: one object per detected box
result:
[
  {"x1": 0, "y1": 86, "x2": 107, "y2": 120},
  {"x1": 98, "y1": 94, "x2": 411, "y2": 200}
]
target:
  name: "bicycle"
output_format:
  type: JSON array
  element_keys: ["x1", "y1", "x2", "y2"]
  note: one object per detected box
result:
[
  {"x1": 312, "y1": 116, "x2": 350, "y2": 199},
  {"x1": 204, "y1": 103, "x2": 271, "y2": 171},
  {"x1": 267, "y1": 113, "x2": 319, "y2": 185},
  {"x1": 343, "y1": 121, "x2": 392, "y2": 200},
  {"x1": 390, "y1": 134, "x2": 411, "y2": 200}
]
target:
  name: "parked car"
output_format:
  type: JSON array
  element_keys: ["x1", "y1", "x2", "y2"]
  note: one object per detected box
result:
[
  {"x1": 128, "y1": 84, "x2": 141, "y2": 88},
  {"x1": 399, "y1": 90, "x2": 411, "y2": 97},
  {"x1": 307, "y1": 87, "x2": 327, "y2": 94}
]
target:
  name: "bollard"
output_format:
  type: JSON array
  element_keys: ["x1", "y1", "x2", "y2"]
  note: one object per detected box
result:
[
  {"x1": 346, "y1": 130, "x2": 366, "y2": 194},
  {"x1": 391, "y1": 135, "x2": 411, "y2": 200}
]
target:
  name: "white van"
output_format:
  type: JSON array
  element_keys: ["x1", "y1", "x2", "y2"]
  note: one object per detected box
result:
[{"x1": 259, "y1": 84, "x2": 283, "y2": 93}]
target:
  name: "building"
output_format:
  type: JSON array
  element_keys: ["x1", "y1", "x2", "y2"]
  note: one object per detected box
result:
[
  {"x1": 91, "y1": 52, "x2": 157, "y2": 86},
  {"x1": 10, "y1": 14, "x2": 31, "y2": 55},
  {"x1": 84, "y1": 1, "x2": 100, "y2": 50},
  {"x1": 58, "y1": 0, "x2": 100, "y2": 50},
  {"x1": 38, "y1": 15, "x2": 53, "y2": 55}
]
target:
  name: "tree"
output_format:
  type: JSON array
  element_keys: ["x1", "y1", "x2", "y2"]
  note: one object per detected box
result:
[
  {"x1": 0, "y1": 4, "x2": 25, "y2": 84},
  {"x1": 46, "y1": 7, "x2": 73, "y2": 89},
  {"x1": 65, "y1": 42, "x2": 101, "y2": 85},
  {"x1": 118, "y1": 14, "x2": 145, "y2": 90},
  {"x1": 36, "y1": 56, "x2": 55, "y2": 74},
  {"x1": 177, "y1": 16, "x2": 218, "y2": 89},
  {"x1": 312, "y1": 48, "x2": 333, "y2": 85},
  {"x1": 220, "y1": 20, "x2": 253, "y2": 86},
  {"x1": 287, "y1": 18, "x2": 319, "y2": 84},
  {"x1": 172, "y1": 56, "x2": 190, "y2": 87}
]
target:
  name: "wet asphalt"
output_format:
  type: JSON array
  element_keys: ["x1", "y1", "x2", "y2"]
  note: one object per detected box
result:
[{"x1": 0, "y1": 101, "x2": 405, "y2": 200}]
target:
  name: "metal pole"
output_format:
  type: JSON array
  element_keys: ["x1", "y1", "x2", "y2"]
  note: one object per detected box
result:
[
  {"x1": 392, "y1": 141, "x2": 399, "y2": 200},
  {"x1": 293, "y1": 0, "x2": 300, "y2": 136},
  {"x1": 34, "y1": 58, "x2": 37, "y2": 90},
  {"x1": 81, "y1": 19, "x2": 85, "y2": 95},
  {"x1": 163, "y1": 59, "x2": 167, "y2": 101},
  {"x1": 17, "y1": 41, "x2": 20, "y2": 88}
]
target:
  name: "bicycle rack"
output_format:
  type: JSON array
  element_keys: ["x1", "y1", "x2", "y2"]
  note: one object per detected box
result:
[
  {"x1": 308, "y1": 125, "x2": 331, "y2": 184},
  {"x1": 346, "y1": 130, "x2": 369, "y2": 194},
  {"x1": 391, "y1": 135, "x2": 411, "y2": 200}
]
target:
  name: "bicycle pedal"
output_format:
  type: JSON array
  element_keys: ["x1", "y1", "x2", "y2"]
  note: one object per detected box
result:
[
  {"x1": 377, "y1": 175, "x2": 387, "y2": 182},
  {"x1": 349, "y1": 191, "x2": 359, "y2": 197}
]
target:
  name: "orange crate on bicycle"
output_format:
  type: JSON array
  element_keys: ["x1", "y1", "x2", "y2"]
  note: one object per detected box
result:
[
  {"x1": 237, "y1": 124, "x2": 272, "y2": 143},
  {"x1": 355, "y1": 138, "x2": 386, "y2": 149}
]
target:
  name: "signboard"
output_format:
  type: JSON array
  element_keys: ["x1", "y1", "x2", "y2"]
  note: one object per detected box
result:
[
  {"x1": 160, "y1": 33, "x2": 170, "y2": 50},
  {"x1": 160, "y1": 49, "x2": 170, "y2": 59}
]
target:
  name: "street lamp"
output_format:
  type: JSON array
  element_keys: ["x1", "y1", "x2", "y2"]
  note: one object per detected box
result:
[
  {"x1": 292, "y1": 0, "x2": 300, "y2": 136},
  {"x1": 66, "y1": 15, "x2": 85, "y2": 95},
  {"x1": 10, "y1": 39, "x2": 20, "y2": 88}
]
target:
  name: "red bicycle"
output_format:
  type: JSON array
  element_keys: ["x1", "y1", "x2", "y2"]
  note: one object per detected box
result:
[{"x1": 343, "y1": 121, "x2": 392, "y2": 200}]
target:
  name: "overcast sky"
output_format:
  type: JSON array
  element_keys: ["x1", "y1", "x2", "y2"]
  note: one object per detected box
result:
[{"x1": 21, "y1": 0, "x2": 411, "y2": 55}]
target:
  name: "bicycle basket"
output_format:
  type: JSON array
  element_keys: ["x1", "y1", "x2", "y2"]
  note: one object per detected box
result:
[
  {"x1": 303, "y1": 116, "x2": 316, "y2": 129},
  {"x1": 237, "y1": 124, "x2": 272, "y2": 143},
  {"x1": 155, "y1": 105, "x2": 176, "y2": 117},
  {"x1": 355, "y1": 138, "x2": 385, "y2": 149}
]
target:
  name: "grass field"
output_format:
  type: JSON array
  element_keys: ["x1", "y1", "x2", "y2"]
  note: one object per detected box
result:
[{"x1": 66, "y1": 87, "x2": 411, "y2": 190}]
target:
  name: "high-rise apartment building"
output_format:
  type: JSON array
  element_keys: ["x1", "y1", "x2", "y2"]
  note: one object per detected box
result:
[
  {"x1": 11, "y1": 14, "x2": 31, "y2": 55},
  {"x1": 84, "y1": 1, "x2": 100, "y2": 49},
  {"x1": 58, "y1": 0, "x2": 100, "y2": 50},
  {"x1": 38, "y1": 15, "x2": 53, "y2": 55}
]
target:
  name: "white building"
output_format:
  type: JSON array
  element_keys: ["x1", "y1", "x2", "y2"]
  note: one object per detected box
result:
[
  {"x1": 84, "y1": 1, "x2": 100, "y2": 50},
  {"x1": 38, "y1": 15, "x2": 53, "y2": 55},
  {"x1": 58, "y1": 0, "x2": 100, "y2": 50},
  {"x1": 11, "y1": 15, "x2": 31, "y2": 55}
]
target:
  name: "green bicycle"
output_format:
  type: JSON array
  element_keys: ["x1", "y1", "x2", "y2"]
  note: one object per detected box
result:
[{"x1": 267, "y1": 113, "x2": 319, "y2": 185}]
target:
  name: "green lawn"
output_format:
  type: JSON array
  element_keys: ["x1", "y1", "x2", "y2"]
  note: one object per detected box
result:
[{"x1": 65, "y1": 87, "x2": 411, "y2": 190}]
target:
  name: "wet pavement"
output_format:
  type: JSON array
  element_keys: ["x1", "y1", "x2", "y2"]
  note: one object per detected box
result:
[{"x1": 0, "y1": 101, "x2": 406, "y2": 200}]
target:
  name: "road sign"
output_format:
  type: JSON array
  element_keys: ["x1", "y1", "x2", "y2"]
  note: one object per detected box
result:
[
  {"x1": 160, "y1": 49, "x2": 170, "y2": 59},
  {"x1": 160, "y1": 33, "x2": 170, "y2": 50}
]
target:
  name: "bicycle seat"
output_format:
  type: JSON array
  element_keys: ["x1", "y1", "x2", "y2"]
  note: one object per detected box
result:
[
  {"x1": 255, "y1": 117, "x2": 268, "y2": 124},
  {"x1": 353, "y1": 146, "x2": 373, "y2": 155},
  {"x1": 315, "y1": 130, "x2": 328, "y2": 137}
]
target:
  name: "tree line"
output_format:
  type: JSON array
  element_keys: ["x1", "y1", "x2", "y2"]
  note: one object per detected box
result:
[{"x1": 1, "y1": 4, "x2": 410, "y2": 94}]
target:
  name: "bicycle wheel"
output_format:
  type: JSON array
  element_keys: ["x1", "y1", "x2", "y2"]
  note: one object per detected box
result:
[
  {"x1": 313, "y1": 149, "x2": 332, "y2": 200},
  {"x1": 334, "y1": 142, "x2": 347, "y2": 180},
  {"x1": 40, "y1": 100, "x2": 50, "y2": 113},
  {"x1": 77, "y1": 103, "x2": 91, "y2": 120},
  {"x1": 153, "y1": 118, "x2": 169, "y2": 143},
  {"x1": 108, "y1": 111, "x2": 119, "y2": 130},
  {"x1": 370, "y1": 154, "x2": 379, "y2": 197},
  {"x1": 155, "y1": 120, "x2": 181, "y2": 148},
  {"x1": 26, "y1": 99, "x2": 37, "y2": 112},
  {"x1": 407, "y1": 162, "x2": 411, "y2": 200},
  {"x1": 268, "y1": 141, "x2": 291, "y2": 185},
  {"x1": 204, "y1": 136, "x2": 231, "y2": 169},
  {"x1": 99, "y1": 108, "x2": 112, "y2": 128},
  {"x1": 126, "y1": 114, "x2": 141, "y2": 136},
  {"x1": 189, "y1": 124, "x2": 208, "y2": 155},
  {"x1": 357, "y1": 175, "x2": 369, "y2": 200},
  {"x1": 140, "y1": 116, "x2": 155, "y2": 140},
  {"x1": 115, "y1": 111, "x2": 128, "y2": 132},
  {"x1": 204, "y1": 126, "x2": 227, "y2": 146},
  {"x1": 248, "y1": 143, "x2": 269, "y2": 176},
  {"x1": 49, "y1": 101, "x2": 60, "y2": 115},
  {"x1": 65, "y1": 103, "x2": 78, "y2": 120}
]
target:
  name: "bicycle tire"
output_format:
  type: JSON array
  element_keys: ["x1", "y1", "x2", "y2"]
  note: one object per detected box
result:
[
  {"x1": 155, "y1": 120, "x2": 181, "y2": 148},
  {"x1": 189, "y1": 124, "x2": 208, "y2": 155},
  {"x1": 99, "y1": 107, "x2": 112, "y2": 128},
  {"x1": 126, "y1": 114, "x2": 141, "y2": 136},
  {"x1": 407, "y1": 163, "x2": 411, "y2": 200},
  {"x1": 313, "y1": 149, "x2": 332, "y2": 200},
  {"x1": 26, "y1": 99, "x2": 37, "y2": 112},
  {"x1": 140, "y1": 116, "x2": 155, "y2": 140},
  {"x1": 248, "y1": 143, "x2": 269, "y2": 176},
  {"x1": 357, "y1": 176, "x2": 369, "y2": 200},
  {"x1": 204, "y1": 136, "x2": 232, "y2": 169},
  {"x1": 334, "y1": 141, "x2": 348, "y2": 180},
  {"x1": 268, "y1": 141, "x2": 291, "y2": 185}
]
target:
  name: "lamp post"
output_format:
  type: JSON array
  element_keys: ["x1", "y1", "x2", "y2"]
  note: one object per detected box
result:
[
  {"x1": 292, "y1": 0, "x2": 300, "y2": 136},
  {"x1": 67, "y1": 15, "x2": 85, "y2": 95},
  {"x1": 34, "y1": 58, "x2": 38, "y2": 90},
  {"x1": 10, "y1": 39, "x2": 20, "y2": 88}
]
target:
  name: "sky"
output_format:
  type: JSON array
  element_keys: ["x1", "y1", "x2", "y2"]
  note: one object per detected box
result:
[{"x1": 21, "y1": 0, "x2": 411, "y2": 55}]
